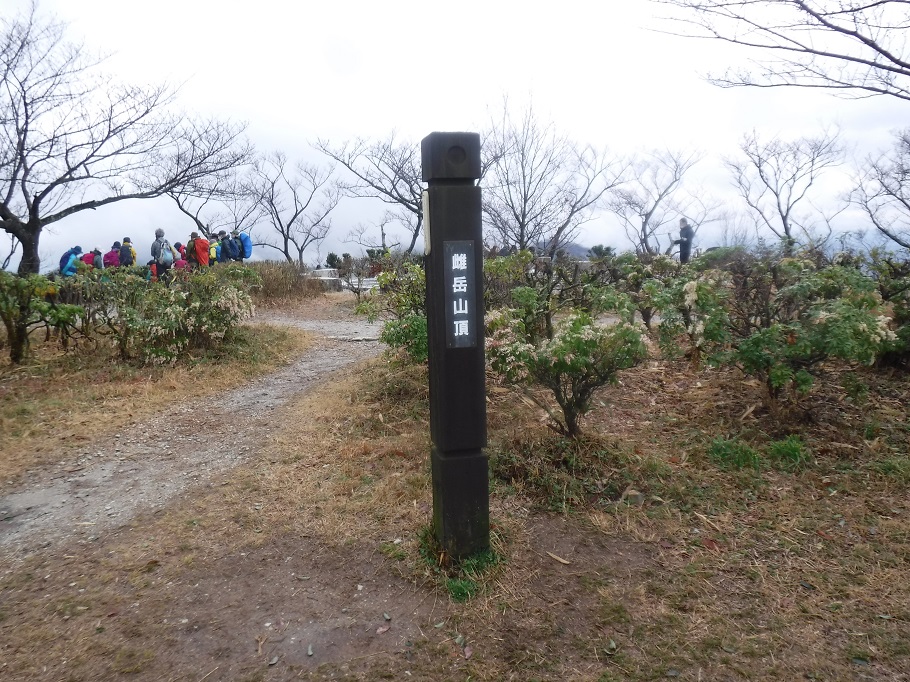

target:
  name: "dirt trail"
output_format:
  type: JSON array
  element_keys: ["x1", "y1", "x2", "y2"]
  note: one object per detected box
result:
[{"x1": 0, "y1": 314, "x2": 383, "y2": 563}]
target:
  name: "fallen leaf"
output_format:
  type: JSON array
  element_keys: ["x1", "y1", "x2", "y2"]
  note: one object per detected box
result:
[
  {"x1": 268, "y1": 656, "x2": 279, "y2": 666},
  {"x1": 546, "y1": 551, "x2": 571, "y2": 565},
  {"x1": 383, "y1": 613, "x2": 391, "y2": 621},
  {"x1": 307, "y1": 644, "x2": 313, "y2": 657},
  {"x1": 376, "y1": 625, "x2": 390, "y2": 634},
  {"x1": 603, "y1": 639, "x2": 619, "y2": 656},
  {"x1": 701, "y1": 538, "x2": 721, "y2": 552},
  {"x1": 464, "y1": 646, "x2": 473, "y2": 659}
]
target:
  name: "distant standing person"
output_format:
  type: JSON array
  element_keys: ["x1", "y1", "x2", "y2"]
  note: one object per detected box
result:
[
  {"x1": 151, "y1": 228, "x2": 176, "y2": 279},
  {"x1": 186, "y1": 232, "x2": 210, "y2": 268},
  {"x1": 218, "y1": 230, "x2": 239, "y2": 263},
  {"x1": 59, "y1": 246, "x2": 82, "y2": 277},
  {"x1": 233, "y1": 229, "x2": 252, "y2": 262},
  {"x1": 119, "y1": 237, "x2": 136, "y2": 267},
  {"x1": 81, "y1": 247, "x2": 103, "y2": 270},
  {"x1": 104, "y1": 241, "x2": 121, "y2": 268},
  {"x1": 675, "y1": 218, "x2": 695, "y2": 264}
]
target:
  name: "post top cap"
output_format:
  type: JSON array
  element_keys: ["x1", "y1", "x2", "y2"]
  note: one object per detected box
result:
[{"x1": 421, "y1": 132, "x2": 481, "y2": 181}]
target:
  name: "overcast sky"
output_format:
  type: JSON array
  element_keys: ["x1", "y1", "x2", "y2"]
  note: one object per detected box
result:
[{"x1": 7, "y1": 0, "x2": 909, "y2": 269}]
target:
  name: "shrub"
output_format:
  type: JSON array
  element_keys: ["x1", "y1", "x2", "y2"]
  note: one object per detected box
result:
[
  {"x1": 357, "y1": 255, "x2": 427, "y2": 363},
  {"x1": 0, "y1": 271, "x2": 84, "y2": 363},
  {"x1": 379, "y1": 314, "x2": 428, "y2": 364},
  {"x1": 766, "y1": 435, "x2": 811, "y2": 470},
  {"x1": 488, "y1": 308, "x2": 647, "y2": 438},
  {"x1": 85, "y1": 266, "x2": 256, "y2": 364},
  {"x1": 709, "y1": 437, "x2": 761, "y2": 470},
  {"x1": 246, "y1": 260, "x2": 320, "y2": 304},
  {"x1": 656, "y1": 249, "x2": 895, "y2": 405}
]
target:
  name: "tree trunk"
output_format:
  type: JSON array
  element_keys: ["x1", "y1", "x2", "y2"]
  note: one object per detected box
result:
[
  {"x1": 5, "y1": 305, "x2": 30, "y2": 364},
  {"x1": 16, "y1": 223, "x2": 41, "y2": 275}
]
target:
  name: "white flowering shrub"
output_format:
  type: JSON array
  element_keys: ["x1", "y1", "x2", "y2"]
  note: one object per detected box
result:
[
  {"x1": 656, "y1": 248, "x2": 895, "y2": 404},
  {"x1": 488, "y1": 307, "x2": 647, "y2": 438},
  {"x1": 863, "y1": 249, "x2": 910, "y2": 366},
  {"x1": 85, "y1": 266, "x2": 257, "y2": 364},
  {"x1": 656, "y1": 270, "x2": 732, "y2": 364},
  {"x1": 609, "y1": 252, "x2": 680, "y2": 329}
]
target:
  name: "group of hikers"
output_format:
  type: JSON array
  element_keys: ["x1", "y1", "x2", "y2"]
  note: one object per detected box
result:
[{"x1": 59, "y1": 229, "x2": 254, "y2": 280}]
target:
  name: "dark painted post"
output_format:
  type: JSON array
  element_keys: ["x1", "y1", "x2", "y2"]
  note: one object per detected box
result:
[{"x1": 421, "y1": 131, "x2": 489, "y2": 559}]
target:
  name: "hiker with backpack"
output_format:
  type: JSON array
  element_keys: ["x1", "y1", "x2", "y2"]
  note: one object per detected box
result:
[
  {"x1": 103, "y1": 242, "x2": 121, "y2": 269},
  {"x1": 218, "y1": 230, "x2": 239, "y2": 263},
  {"x1": 151, "y1": 228, "x2": 177, "y2": 279},
  {"x1": 233, "y1": 229, "x2": 253, "y2": 262},
  {"x1": 119, "y1": 238, "x2": 136, "y2": 267},
  {"x1": 186, "y1": 232, "x2": 210, "y2": 268},
  {"x1": 59, "y1": 246, "x2": 83, "y2": 276},
  {"x1": 81, "y1": 247, "x2": 104, "y2": 270}
]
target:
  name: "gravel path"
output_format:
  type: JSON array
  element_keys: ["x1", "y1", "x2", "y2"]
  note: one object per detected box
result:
[{"x1": 0, "y1": 315, "x2": 383, "y2": 563}]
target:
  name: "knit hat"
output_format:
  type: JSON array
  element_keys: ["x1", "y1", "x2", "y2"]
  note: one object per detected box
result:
[{"x1": 113, "y1": 241, "x2": 121, "y2": 249}]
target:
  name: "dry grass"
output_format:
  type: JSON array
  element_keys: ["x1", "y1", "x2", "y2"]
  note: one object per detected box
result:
[
  {"x1": 0, "y1": 322, "x2": 313, "y2": 482},
  {"x1": 1, "y1": 337, "x2": 909, "y2": 680},
  {"x1": 247, "y1": 260, "x2": 327, "y2": 306}
]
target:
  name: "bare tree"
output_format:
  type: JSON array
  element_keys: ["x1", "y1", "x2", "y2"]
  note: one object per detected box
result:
[
  {"x1": 607, "y1": 149, "x2": 710, "y2": 257},
  {"x1": 313, "y1": 134, "x2": 424, "y2": 254},
  {"x1": 1, "y1": 233, "x2": 19, "y2": 270},
  {"x1": 338, "y1": 253, "x2": 375, "y2": 303},
  {"x1": 726, "y1": 129, "x2": 844, "y2": 253},
  {"x1": 716, "y1": 209, "x2": 760, "y2": 248},
  {"x1": 654, "y1": 0, "x2": 910, "y2": 101},
  {"x1": 853, "y1": 129, "x2": 910, "y2": 249},
  {"x1": 346, "y1": 214, "x2": 402, "y2": 253},
  {"x1": 483, "y1": 106, "x2": 626, "y2": 256},
  {"x1": 249, "y1": 152, "x2": 341, "y2": 268},
  {"x1": 0, "y1": 2, "x2": 252, "y2": 274},
  {"x1": 168, "y1": 172, "x2": 261, "y2": 241}
]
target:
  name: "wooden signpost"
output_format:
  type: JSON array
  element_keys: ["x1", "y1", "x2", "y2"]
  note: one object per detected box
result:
[{"x1": 421, "y1": 131, "x2": 489, "y2": 559}]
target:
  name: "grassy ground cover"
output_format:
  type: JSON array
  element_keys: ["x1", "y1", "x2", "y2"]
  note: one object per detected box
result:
[{"x1": 1, "y1": 303, "x2": 908, "y2": 680}]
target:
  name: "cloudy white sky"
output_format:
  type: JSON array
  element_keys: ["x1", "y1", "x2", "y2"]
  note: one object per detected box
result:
[{"x1": 6, "y1": 0, "x2": 909, "y2": 269}]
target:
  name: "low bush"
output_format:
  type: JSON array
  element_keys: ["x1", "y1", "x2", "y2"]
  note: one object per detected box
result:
[
  {"x1": 708, "y1": 437, "x2": 761, "y2": 470},
  {"x1": 766, "y1": 435, "x2": 811, "y2": 470},
  {"x1": 246, "y1": 260, "x2": 322, "y2": 304}
]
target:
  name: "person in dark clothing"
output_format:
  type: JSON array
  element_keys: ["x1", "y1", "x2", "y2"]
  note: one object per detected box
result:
[
  {"x1": 675, "y1": 218, "x2": 695, "y2": 264},
  {"x1": 119, "y1": 238, "x2": 136, "y2": 266},
  {"x1": 218, "y1": 230, "x2": 239, "y2": 262}
]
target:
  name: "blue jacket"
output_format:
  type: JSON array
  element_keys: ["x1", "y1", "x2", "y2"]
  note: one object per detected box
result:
[{"x1": 61, "y1": 252, "x2": 80, "y2": 277}]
